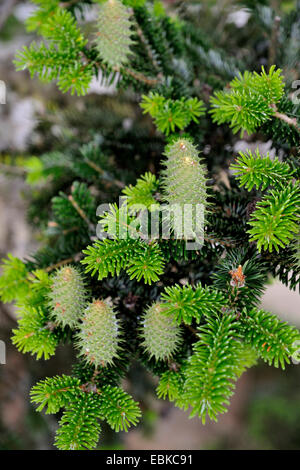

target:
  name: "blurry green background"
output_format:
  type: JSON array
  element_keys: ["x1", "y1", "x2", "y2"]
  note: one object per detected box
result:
[{"x1": 0, "y1": 0, "x2": 299, "y2": 450}]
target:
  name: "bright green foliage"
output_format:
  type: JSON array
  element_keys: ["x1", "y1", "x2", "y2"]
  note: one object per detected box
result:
[
  {"x1": 141, "y1": 302, "x2": 183, "y2": 361},
  {"x1": 82, "y1": 239, "x2": 135, "y2": 279},
  {"x1": 98, "y1": 385, "x2": 142, "y2": 432},
  {"x1": 30, "y1": 374, "x2": 141, "y2": 448},
  {"x1": 183, "y1": 314, "x2": 244, "y2": 423},
  {"x1": 162, "y1": 137, "x2": 207, "y2": 206},
  {"x1": 12, "y1": 306, "x2": 59, "y2": 360},
  {"x1": 240, "y1": 308, "x2": 300, "y2": 369},
  {"x1": 24, "y1": 156, "x2": 45, "y2": 185},
  {"x1": 76, "y1": 299, "x2": 121, "y2": 367},
  {"x1": 210, "y1": 88, "x2": 274, "y2": 135},
  {"x1": 152, "y1": 0, "x2": 166, "y2": 17},
  {"x1": 4, "y1": 268, "x2": 55, "y2": 360},
  {"x1": 0, "y1": 254, "x2": 30, "y2": 303},
  {"x1": 98, "y1": 203, "x2": 137, "y2": 239},
  {"x1": 14, "y1": 41, "x2": 93, "y2": 96},
  {"x1": 82, "y1": 239, "x2": 165, "y2": 284},
  {"x1": 230, "y1": 66, "x2": 284, "y2": 104},
  {"x1": 141, "y1": 93, "x2": 205, "y2": 135},
  {"x1": 161, "y1": 283, "x2": 226, "y2": 325},
  {"x1": 95, "y1": 0, "x2": 135, "y2": 68},
  {"x1": 25, "y1": 0, "x2": 60, "y2": 33},
  {"x1": 30, "y1": 375, "x2": 82, "y2": 414},
  {"x1": 234, "y1": 343, "x2": 258, "y2": 377},
  {"x1": 14, "y1": 8, "x2": 92, "y2": 95},
  {"x1": 23, "y1": 270, "x2": 52, "y2": 308},
  {"x1": 248, "y1": 182, "x2": 300, "y2": 252},
  {"x1": 55, "y1": 63, "x2": 94, "y2": 96},
  {"x1": 231, "y1": 149, "x2": 294, "y2": 191},
  {"x1": 156, "y1": 368, "x2": 186, "y2": 403},
  {"x1": 48, "y1": 266, "x2": 87, "y2": 328},
  {"x1": 122, "y1": 172, "x2": 159, "y2": 210},
  {"x1": 55, "y1": 393, "x2": 102, "y2": 450},
  {"x1": 124, "y1": 0, "x2": 146, "y2": 6},
  {"x1": 126, "y1": 241, "x2": 165, "y2": 283},
  {"x1": 39, "y1": 8, "x2": 87, "y2": 47},
  {"x1": 210, "y1": 66, "x2": 284, "y2": 134}
]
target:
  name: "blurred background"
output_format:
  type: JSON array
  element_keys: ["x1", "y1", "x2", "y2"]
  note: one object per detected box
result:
[{"x1": 0, "y1": 0, "x2": 299, "y2": 450}]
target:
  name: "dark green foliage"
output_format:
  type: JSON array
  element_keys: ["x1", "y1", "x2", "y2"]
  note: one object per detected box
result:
[
  {"x1": 52, "y1": 181, "x2": 97, "y2": 234},
  {"x1": 212, "y1": 249, "x2": 268, "y2": 309},
  {"x1": 261, "y1": 246, "x2": 300, "y2": 292},
  {"x1": 260, "y1": 96, "x2": 300, "y2": 147},
  {"x1": 72, "y1": 356, "x2": 129, "y2": 387}
]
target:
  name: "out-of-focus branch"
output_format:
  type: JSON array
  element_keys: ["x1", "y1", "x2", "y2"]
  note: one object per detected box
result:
[
  {"x1": 268, "y1": 15, "x2": 281, "y2": 68},
  {"x1": 0, "y1": 0, "x2": 19, "y2": 31}
]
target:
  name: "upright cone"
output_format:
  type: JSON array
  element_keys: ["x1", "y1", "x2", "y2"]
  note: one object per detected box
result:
[
  {"x1": 141, "y1": 302, "x2": 182, "y2": 361},
  {"x1": 76, "y1": 299, "x2": 120, "y2": 367},
  {"x1": 48, "y1": 266, "x2": 87, "y2": 328}
]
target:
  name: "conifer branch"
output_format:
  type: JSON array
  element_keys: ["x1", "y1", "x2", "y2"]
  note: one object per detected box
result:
[
  {"x1": 273, "y1": 109, "x2": 300, "y2": 132},
  {"x1": 4, "y1": 0, "x2": 300, "y2": 450},
  {"x1": 68, "y1": 194, "x2": 96, "y2": 232},
  {"x1": 44, "y1": 253, "x2": 83, "y2": 273}
]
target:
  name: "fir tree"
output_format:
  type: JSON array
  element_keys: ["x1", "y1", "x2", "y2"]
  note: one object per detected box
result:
[{"x1": 0, "y1": 0, "x2": 299, "y2": 450}]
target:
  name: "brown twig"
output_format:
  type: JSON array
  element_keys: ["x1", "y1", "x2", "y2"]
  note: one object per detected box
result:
[
  {"x1": 85, "y1": 159, "x2": 125, "y2": 189},
  {"x1": 44, "y1": 253, "x2": 83, "y2": 273},
  {"x1": 114, "y1": 66, "x2": 161, "y2": 86},
  {"x1": 81, "y1": 50, "x2": 161, "y2": 87},
  {"x1": 68, "y1": 194, "x2": 96, "y2": 232},
  {"x1": 134, "y1": 21, "x2": 161, "y2": 74},
  {"x1": 273, "y1": 110, "x2": 300, "y2": 132},
  {"x1": 268, "y1": 16, "x2": 281, "y2": 68}
]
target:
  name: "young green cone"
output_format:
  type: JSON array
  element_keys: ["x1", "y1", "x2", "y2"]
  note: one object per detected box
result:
[
  {"x1": 48, "y1": 266, "x2": 87, "y2": 328},
  {"x1": 95, "y1": 0, "x2": 135, "y2": 68},
  {"x1": 141, "y1": 302, "x2": 183, "y2": 361},
  {"x1": 161, "y1": 138, "x2": 208, "y2": 207},
  {"x1": 76, "y1": 299, "x2": 121, "y2": 367}
]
